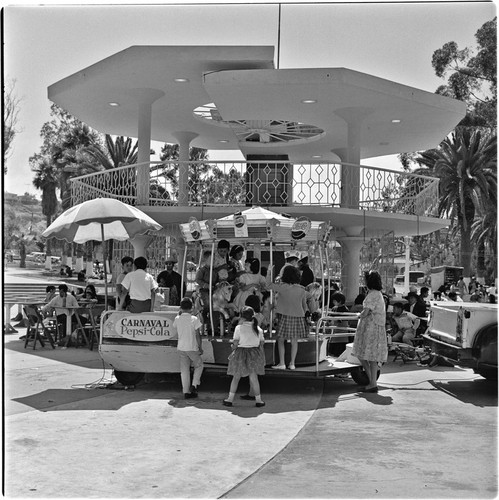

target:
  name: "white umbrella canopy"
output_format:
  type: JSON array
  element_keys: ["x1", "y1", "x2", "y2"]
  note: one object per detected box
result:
[
  {"x1": 42, "y1": 198, "x2": 163, "y2": 308},
  {"x1": 43, "y1": 198, "x2": 162, "y2": 244}
]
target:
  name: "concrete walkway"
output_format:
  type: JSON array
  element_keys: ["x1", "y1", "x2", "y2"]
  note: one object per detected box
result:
[{"x1": 3, "y1": 267, "x2": 498, "y2": 498}]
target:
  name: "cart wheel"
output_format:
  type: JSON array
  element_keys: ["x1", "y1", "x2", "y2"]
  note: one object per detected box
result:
[
  {"x1": 114, "y1": 370, "x2": 144, "y2": 386},
  {"x1": 350, "y1": 366, "x2": 381, "y2": 386}
]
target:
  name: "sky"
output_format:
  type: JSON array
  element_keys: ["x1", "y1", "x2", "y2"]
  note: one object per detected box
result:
[{"x1": 3, "y1": 0, "x2": 496, "y2": 197}]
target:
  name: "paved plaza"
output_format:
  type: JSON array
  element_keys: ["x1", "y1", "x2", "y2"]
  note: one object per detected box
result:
[{"x1": 3, "y1": 266, "x2": 498, "y2": 498}]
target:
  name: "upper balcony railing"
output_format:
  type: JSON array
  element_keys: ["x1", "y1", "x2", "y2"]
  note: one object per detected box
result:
[{"x1": 70, "y1": 160, "x2": 440, "y2": 217}]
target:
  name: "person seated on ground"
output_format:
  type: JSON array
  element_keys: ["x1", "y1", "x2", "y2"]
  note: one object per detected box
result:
[
  {"x1": 233, "y1": 258, "x2": 267, "y2": 312},
  {"x1": 77, "y1": 269, "x2": 86, "y2": 282},
  {"x1": 119, "y1": 256, "x2": 158, "y2": 313},
  {"x1": 63, "y1": 265, "x2": 73, "y2": 277},
  {"x1": 157, "y1": 257, "x2": 186, "y2": 306},
  {"x1": 469, "y1": 291, "x2": 483, "y2": 302},
  {"x1": 404, "y1": 291, "x2": 427, "y2": 317},
  {"x1": 41, "y1": 284, "x2": 85, "y2": 338},
  {"x1": 390, "y1": 302, "x2": 420, "y2": 346},
  {"x1": 489, "y1": 294, "x2": 496, "y2": 304},
  {"x1": 298, "y1": 254, "x2": 315, "y2": 287}
]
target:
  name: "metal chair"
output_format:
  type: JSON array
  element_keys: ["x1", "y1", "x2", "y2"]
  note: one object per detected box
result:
[
  {"x1": 80, "y1": 305, "x2": 106, "y2": 350},
  {"x1": 23, "y1": 305, "x2": 56, "y2": 350}
]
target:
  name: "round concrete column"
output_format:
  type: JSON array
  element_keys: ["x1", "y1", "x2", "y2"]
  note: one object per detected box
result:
[
  {"x1": 132, "y1": 89, "x2": 165, "y2": 206},
  {"x1": 338, "y1": 236, "x2": 365, "y2": 303},
  {"x1": 334, "y1": 107, "x2": 373, "y2": 209},
  {"x1": 130, "y1": 235, "x2": 151, "y2": 259},
  {"x1": 173, "y1": 131, "x2": 199, "y2": 206}
]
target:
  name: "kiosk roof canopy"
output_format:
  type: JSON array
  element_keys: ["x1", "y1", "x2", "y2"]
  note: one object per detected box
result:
[{"x1": 48, "y1": 45, "x2": 466, "y2": 163}]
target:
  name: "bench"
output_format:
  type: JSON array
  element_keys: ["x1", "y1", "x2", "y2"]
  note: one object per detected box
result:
[{"x1": 4, "y1": 283, "x2": 52, "y2": 333}]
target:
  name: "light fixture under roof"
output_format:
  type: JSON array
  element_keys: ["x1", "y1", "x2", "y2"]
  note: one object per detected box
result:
[
  {"x1": 312, "y1": 155, "x2": 322, "y2": 158},
  {"x1": 301, "y1": 99, "x2": 317, "y2": 104},
  {"x1": 108, "y1": 102, "x2": 120, "y2": 107},
  {"x1": 219, "y1": 139, "x2": 229, "y2": 143},
  {"x1": 391, "y1": 119, "x2": 401, "y2": 123},
  {"x1": 173, "y1": 78, "x2": 189, "y2": 83},
  {"x1": 193, "y1": 103, "x2": 325, "y2": 146}
]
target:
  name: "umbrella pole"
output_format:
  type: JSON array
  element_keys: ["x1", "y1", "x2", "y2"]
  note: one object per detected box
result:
[
  {"x1": 180, "y1": 244, "x2": 187, "y2": 301},
  {"x1": 101, "y1": 224, "x2": 108, "y2": 310},
  {"x1": 269, "y1": 239, "x2": 273, "y2": 338},
  {"x1": 209, "y1": 240, "x2": 215, "y2": 337}
]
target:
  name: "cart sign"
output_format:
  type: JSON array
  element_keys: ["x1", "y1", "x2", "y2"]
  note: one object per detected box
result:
[
  {"x1": 233, "y1": 212, "x2": 248, "y2": 237},
  {"x1": 188, "y1": 217, "x2": 202, "y2": 240},
  {"x1": 291, "y1": 217, "x2": 311, "y2": 240},
  {"x1": 103, "y1": 312, "x2": 178, "y2": 341}
]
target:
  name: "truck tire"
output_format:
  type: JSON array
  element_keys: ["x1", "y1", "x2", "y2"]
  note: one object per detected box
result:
[
  {"x1": 473, "y1": 323, "x2": 498, "y2": 381},
  {"x1": 114, "y1": 370, "x2": 144, "y2": 386},
  {"x1": 351, "y1": 366, "x2": 381, "y2": 386}
]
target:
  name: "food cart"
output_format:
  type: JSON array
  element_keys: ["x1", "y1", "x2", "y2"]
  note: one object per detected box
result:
[{"x1": 99, "y1": 206, "x2": 370, "y2": 386}]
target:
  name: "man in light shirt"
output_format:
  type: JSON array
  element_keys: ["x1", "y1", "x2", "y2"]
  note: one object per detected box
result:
[
  {"x1": 42, "y1": 284, "x2": 80, "y2": 337},
  {"x1": 119, "y1": 256, "x2": 158, "y2": 313}
]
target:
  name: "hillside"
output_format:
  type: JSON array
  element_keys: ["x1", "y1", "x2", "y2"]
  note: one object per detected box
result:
[{"x1": 4, "y1": 193, "x2": 47, "y2": 251}]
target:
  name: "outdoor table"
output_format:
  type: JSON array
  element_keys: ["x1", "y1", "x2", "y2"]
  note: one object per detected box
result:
[
  {"x1": 4, "y1": 297, "x2": 45, "y2": 333},
  {"x1": 62, "y1": 301, "x2": 103, "y2": 347}
]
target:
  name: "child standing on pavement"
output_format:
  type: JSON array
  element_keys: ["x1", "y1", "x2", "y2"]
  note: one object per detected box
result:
[
  {"x1": 173, "y1": 297, "x2": 204, "y2": 399},
  {"x1": 223, "y1": 306, "x2": 266, "y2": 408}
]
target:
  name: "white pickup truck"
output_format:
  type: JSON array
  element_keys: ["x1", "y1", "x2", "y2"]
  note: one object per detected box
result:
[{"x1": 423, "y1": 302, "x2": 497, "y2": 380}]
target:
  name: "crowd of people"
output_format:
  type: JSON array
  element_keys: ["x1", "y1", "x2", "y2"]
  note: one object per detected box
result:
[
  {"x1": 433, "y1": 276, "x2": 497, "y2": 304},
  {"x1": 43, "y1": 247, "x2": 497, "y2": 403},
  {"x1": 39, "y1": 283, "x2": 102, "y2": 345}
]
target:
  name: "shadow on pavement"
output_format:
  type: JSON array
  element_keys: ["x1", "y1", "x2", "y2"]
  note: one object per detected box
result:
[
  {"x1": 11, "y1": 372, "x2": 371, "y2": 416},
  {"x1": 429, "y1": 378, "x2": 498, "y2": 407},
  {"x1": 5, "y1": 337, "x2": 108, "y2": 370}
]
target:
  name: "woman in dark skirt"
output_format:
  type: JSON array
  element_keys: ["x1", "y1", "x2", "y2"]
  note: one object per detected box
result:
[{"x1": 223, "y1": 307, "x2": 266, "y2": 408}]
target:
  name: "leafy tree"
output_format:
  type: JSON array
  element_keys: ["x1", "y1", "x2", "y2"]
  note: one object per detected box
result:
[
  {"x1": 158, "y1": 144, "x2": 245, "y2": 204},
  {"x1": 30, "y1": 104, "x2": 103, "y2": 261},
  {"x1": 432, "y1": 17, "x2": 496, "y2": 127},
  {"x1": 415, "y1": 127, "x2": 496, "y2": 276},
  {"x1": 3, "y1": 79, "x2": 22, "y2": 172},
  {"x1": 31, "y1": 155, "x2": 59, "y2": 255}
]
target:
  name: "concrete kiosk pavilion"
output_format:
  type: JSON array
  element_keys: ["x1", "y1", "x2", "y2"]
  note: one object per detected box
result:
[{"x1": 48, "y1": 45, "x2": 466, "y2": 301}]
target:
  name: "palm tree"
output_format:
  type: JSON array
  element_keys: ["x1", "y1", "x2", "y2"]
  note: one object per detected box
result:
[
  {"x1": 31, "y1": 155, "x2": 59, "y2": 256},
  {"x1": 416, "y1": 127, "x2": 497, "y2": 276},
  {"x1": 84, "y1": 134, "x2": 138, "y2": 169}
]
